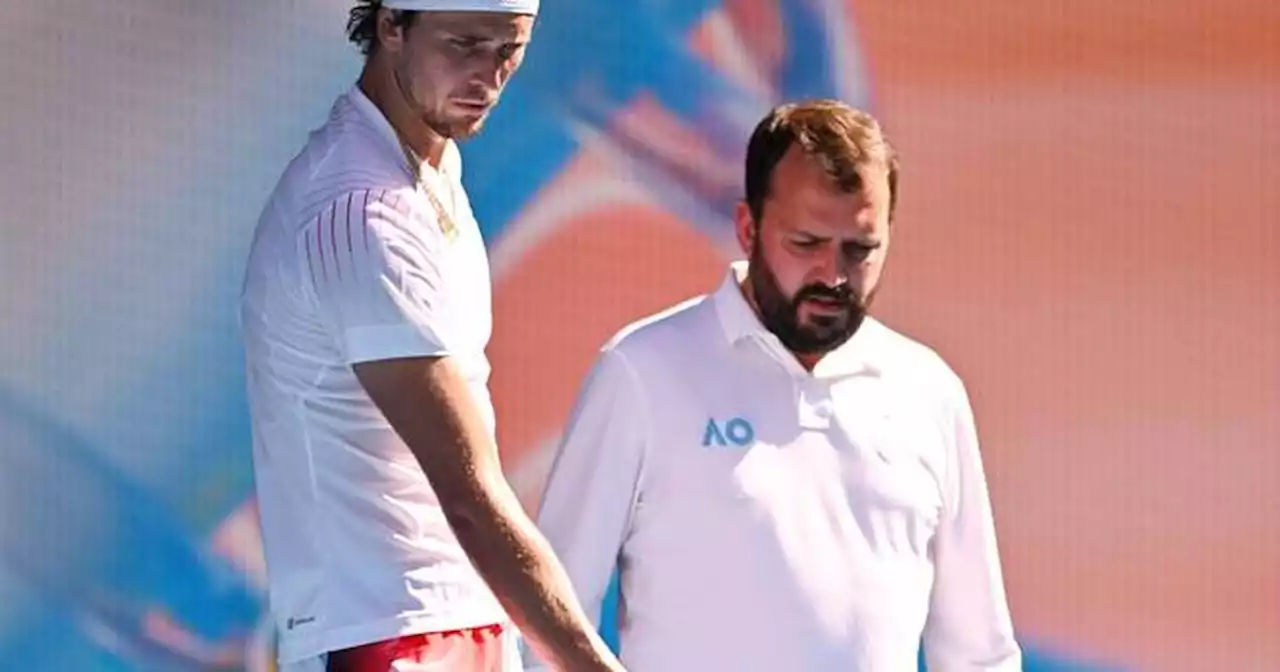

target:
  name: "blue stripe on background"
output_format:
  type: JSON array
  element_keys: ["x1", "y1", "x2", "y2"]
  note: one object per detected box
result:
[{"x1": 462, "y1": 0, "x2": 752, "y2": 241}]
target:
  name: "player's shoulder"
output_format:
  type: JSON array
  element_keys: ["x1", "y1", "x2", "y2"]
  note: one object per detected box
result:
[
  {"x1": 282, "y1": 96, "x2": 415, "y2": 216},
  {"x1": 307, "y1": 130, "x2": 407, "y2": 201}
]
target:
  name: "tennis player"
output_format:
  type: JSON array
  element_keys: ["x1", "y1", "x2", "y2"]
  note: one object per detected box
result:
[
  {"x1": 239, "y1": 2, "x2": 622, "y2": 670},
  {"x1": 529, "y1": 100, "x2": 1023, "y2": 671}
]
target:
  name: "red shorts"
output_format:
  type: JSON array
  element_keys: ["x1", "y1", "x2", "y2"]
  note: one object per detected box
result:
[{"x1": 324, "y1": 624, "x2": 510, "y2": 672}]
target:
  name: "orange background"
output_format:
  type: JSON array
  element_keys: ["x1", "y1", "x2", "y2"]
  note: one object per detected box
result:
[{"x1": 489, "y1": 2, "x2": 1280, "y2": 670}]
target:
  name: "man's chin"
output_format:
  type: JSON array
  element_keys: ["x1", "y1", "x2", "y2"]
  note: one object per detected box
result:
[
  {"x1": 794, "y1": 317, "x2": 863, "y2": 351},
  {"x1": 448, "y1": 109, "x2": 493, "y2": 138},
  {"x1": 800, "y1": 311, "x2": 852, "y2": 333},
  {"x1": 426, "y1": 114, "x2": 488, "y2": 141},
  {"x1": 446, "y1": 120, "x2": 486, "y2": 141}
]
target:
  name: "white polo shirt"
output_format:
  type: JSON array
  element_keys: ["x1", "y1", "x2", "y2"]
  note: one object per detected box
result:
[
  {"x1": 532, "y1": 262, "x2": 1022, "y2": 671},
  {"x1": 239, "y1": 86, "x2": 504, "y2": 664}
]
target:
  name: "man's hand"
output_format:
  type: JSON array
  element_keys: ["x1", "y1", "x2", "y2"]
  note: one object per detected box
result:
[{"x1": 354, "y1": 355, "x2": 625, "y2": 672}]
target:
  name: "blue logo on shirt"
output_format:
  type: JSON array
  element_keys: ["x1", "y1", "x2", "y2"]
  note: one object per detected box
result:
[{"x1": 702, "y1": 417, "x2": 754, "y2": 448}]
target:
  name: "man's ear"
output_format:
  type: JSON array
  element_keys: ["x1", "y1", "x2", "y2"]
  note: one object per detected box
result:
[{"x1": 377, "y1": 8, "x2": 407, "y2": 54}]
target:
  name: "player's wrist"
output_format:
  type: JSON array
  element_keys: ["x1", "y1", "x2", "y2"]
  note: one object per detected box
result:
[{"x1": 554, "y1": 641, "x2": 624, "y2": 672}]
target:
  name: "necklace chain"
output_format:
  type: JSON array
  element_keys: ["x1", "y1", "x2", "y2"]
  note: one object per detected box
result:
[{"x1": 398, "y1": 138, "x2": 458, "y2": 241}]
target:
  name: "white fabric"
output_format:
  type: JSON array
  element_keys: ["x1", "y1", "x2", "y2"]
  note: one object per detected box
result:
[
  {"x1": 383, "y1": 0, "x2": 539, "y2": 15},
  {"x1": 240, "y1": 85, "x2": 504, "y2": 665},
  {"x1": 529, "y1": 261, "x2": 1023, "y2": 671}
]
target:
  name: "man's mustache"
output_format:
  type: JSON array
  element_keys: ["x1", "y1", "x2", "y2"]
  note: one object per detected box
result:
[{"x1": 795, "y1": 284, "x2": 855, "y2": 304}]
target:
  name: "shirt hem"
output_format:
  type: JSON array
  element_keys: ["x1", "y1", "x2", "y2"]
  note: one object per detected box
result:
[
  {"x1": 276, "y1": 607, "x2": 509, "y2": 664},
  {"x1": 342, "y1": 323, "x2": 449, "y2": 365}
]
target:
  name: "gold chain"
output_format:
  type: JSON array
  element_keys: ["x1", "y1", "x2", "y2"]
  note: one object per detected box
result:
[{"x1": 398, "y1": 138, "x2": 459, "y2": 241}]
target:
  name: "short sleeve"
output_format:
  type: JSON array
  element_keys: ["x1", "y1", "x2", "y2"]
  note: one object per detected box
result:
[{"x1": 299, "y1": 189, "x2": 452, "y2": 365}]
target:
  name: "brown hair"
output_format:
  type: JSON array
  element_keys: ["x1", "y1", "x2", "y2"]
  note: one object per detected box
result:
[
  {"x1": 744, "y1": 99, "x2": 899, "y2": 223},
  {"x1": 347, "y1": 1, "x2": 420, "y2": 56}
]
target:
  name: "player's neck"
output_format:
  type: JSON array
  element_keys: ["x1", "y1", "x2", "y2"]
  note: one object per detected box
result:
[{"x1": 358, "y1": 66, "x2": 448, "y2": 169}]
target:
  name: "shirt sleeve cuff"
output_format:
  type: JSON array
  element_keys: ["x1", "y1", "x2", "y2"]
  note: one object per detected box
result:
[{"x1": 341, "y1": 324, "x2": 448, "y2": 364}]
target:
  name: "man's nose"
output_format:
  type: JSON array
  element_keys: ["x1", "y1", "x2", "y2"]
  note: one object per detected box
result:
[
  {"x1": 471, "y1": 52, "x2": 508, "y2": 90},
  {"x1": 812, "y1": 247, "x2": 849, "y2": 287},
  {"x1": 474, "y1": 66, "x2": 501, "y2": 91}
]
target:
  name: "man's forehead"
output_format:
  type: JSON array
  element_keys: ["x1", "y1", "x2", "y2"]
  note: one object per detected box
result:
[
  {"x1": 762, "y1": 183, "x2": 885, "y2": 240},
  {"x1": 424, "y1": 11, "x2": 534, "y2": 36}
]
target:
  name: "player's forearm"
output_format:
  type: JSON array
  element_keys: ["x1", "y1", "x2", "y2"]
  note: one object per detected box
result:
[
  {"x1": 442, "y1": 481, "x2": 622, "y2": 672},
  {"x1": 357, "y1": 357, "x2": 624, "y2": 671}
]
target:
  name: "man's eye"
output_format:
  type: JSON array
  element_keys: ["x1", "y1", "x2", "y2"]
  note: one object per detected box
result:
[
  {"x1": 498, "y1": 43, "x2": 524, "y2": 60},
  {"x1": 792, "y1": 239, "x2": 821, "y2": 249},
  {"x1": 843, "y1": 241, "x2": 879, "y2": 260}
]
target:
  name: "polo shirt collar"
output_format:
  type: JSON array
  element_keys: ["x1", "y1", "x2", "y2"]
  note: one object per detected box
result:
[{"x1": 347, "y1": 84, "x2": 462, "y2": 180}]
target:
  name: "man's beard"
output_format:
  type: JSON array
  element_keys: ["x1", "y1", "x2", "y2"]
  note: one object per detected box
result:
[{"x1": 748, "y1": 241, "x2": 869, "y2": 356}]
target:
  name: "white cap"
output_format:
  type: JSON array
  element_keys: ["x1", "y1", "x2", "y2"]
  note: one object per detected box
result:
[{"x1": 382, "y1": 0, "x2": 538, "y2": 14}]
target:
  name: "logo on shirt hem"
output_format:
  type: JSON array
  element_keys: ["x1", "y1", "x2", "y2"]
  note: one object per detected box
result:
[{"x1": 286, "y1": 616, "x2": 317, "y2": 630}]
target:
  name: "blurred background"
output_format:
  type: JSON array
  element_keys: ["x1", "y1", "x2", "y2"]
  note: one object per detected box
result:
[{"x1": 0, "y1": 1, "x2": 1276, "y2": 670}]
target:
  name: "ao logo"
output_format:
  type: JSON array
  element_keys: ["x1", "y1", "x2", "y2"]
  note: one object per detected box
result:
[{"x1": 702, "y1": 417, "x2": 754, "y2": 447}]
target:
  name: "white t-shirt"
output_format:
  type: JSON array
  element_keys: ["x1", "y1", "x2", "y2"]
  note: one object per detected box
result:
[
  {"x1": 239, "y1": 86, "x2": 504, "y2": 664},
  {"x1": 530, "y1": 262, "x2": 1022, "y2": 671}
]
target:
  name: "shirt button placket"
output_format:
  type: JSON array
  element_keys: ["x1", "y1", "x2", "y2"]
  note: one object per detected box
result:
[{"x1": 797, "y1": 377, "x2": 835, "y2": 430}]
